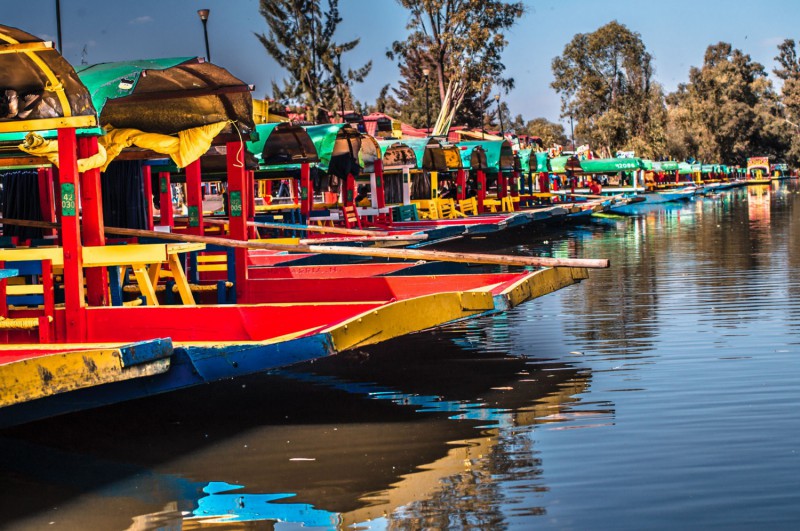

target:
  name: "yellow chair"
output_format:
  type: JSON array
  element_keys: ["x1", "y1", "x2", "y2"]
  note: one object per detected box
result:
[{"x1": 457, "y1": 197, "x2": 478, "y2": 216}]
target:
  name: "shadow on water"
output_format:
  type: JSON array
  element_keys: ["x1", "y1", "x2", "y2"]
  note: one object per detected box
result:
[{"x1": 0, "y1": 322, "x2": 595, "y2": 530}]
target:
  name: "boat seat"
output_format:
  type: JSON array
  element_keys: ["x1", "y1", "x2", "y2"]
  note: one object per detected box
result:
[
  {"x1": 458, "y1": 197, "x2": 478, "y2": 216},
  {"x1": 341, "y1": 204, "x2": 362, "y2": 229},
  {"x1": 391, "y1": 204, "x2": 419, "y2": 222}
]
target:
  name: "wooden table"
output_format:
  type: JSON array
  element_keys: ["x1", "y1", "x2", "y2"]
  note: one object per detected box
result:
[{"x1": 0, "y1": 243, "x2": 204, "y2": 306}]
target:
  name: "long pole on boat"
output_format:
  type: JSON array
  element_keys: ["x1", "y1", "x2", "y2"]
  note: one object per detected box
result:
[{"x1": 0, "y1": 218, "x2": 610, "y2": 269}]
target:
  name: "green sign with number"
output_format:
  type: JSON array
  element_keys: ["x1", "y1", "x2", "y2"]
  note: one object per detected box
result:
[
  {"x1": 160, "y1": 177, "x2": 168, "y2": 193},
  {"x1": 188, "y1": 206, "x2": 200, "y2": 227},
  {"x1": 61, "y1": 183, "x2": 76, "y2": 216},
  {"x1": 230, "y1": 191, "x2": 243, "y2": 216}
]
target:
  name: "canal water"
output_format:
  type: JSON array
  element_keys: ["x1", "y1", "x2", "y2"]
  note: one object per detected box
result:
[{"x1": 2, "y1": 183, "x2": 800, "y2": 530}]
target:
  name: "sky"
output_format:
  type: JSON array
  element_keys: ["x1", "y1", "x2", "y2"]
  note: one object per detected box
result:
[{"x1": 4, "y1": 0, "x2": 799, "y2": 131}]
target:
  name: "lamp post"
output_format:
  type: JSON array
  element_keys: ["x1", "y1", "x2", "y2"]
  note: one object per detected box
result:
[
  {"x1": 335, "y1": 47, "x2": 345, "y2": 123},
  {"x1": 197, "y1": 9, "x2": 211, "y2": 62},
  {"x1": 569, "y1": 113, "x2": 575, "y2": 152},
  {"x1": 55, "y1": 0, "x2": 63, "y2": 52},
  {"x1": 422, "y1": 67, "x2": 431, "y2": 134},
  {"x1": 495, "y1": 94, "x2": 504, "y2": 138}
]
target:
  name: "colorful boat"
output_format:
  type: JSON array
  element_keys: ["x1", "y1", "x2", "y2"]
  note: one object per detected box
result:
[
  {"x1": 0, "y1": 24, "x2": 602, "y2": 426},
  {"x1": 745, "y1": 157, "x2": 773, "y2": 185}
]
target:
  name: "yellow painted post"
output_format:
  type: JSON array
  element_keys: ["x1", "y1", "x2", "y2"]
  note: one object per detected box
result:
[{"x1": 430, "y1": 171, "x2": 438, "y2": 199}]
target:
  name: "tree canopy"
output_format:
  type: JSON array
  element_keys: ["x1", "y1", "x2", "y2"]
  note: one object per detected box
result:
[
  {"x1": 551, "y1": 21, "x2": 666, "y2": 159},
  {"x1": 666, "y1": 42, "x2": 790, "y2": 165},
  {"x1": 389, "y1": 0, "x2": 524, "y2": 134},
  {"x1": 774, "y1": 39, "x2": 800, "y2": 164},
  {"x1": 256, "y1": 0, "x2": 371, "y2": 122}
]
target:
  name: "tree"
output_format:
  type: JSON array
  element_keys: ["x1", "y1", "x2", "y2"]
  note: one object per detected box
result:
[
  {"x1": 523, "y1": 118, "x2": 569, "y2": 148},
  {"x1": 390, "y1": 0, "x2": 524, "y2": 134},
  {"x1": 774, "y1": 39, "x2": 800, "y2": 165},
  {"x1": 666, "y1": 42, "x2": 790, "y2": 165},
  {"x1": 256, "y1": 0, "x2": 372, "y2": 122},
  {"x1": 551, "y1": 21, "x2": 667, "y2": 159}
]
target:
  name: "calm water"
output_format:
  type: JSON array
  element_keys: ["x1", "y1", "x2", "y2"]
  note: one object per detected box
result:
[{"x1": 2, "y1": 183, "x2": 800, "y2": 530}]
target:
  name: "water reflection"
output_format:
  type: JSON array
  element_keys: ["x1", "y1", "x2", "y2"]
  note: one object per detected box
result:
[{"x1": 0, "y1": 328, "x2": 594, "y2": 530}]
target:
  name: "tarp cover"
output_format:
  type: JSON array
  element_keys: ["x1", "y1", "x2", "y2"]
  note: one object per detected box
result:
[
  {"x1": 459, "y1": 140, "x2": 514, "y2": 171},
  {"x1": 76, "y1": 57, "x2": 254, "y2": 136},
  {"x1": 0, "y1": 24, "x2": 97, "y2": 134}
]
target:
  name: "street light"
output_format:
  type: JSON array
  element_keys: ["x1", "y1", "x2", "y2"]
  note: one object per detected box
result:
[
  {"x1": 422, "y1": 67, "x2": 431, "y2": 134},
  {"x1": 55, "y1": 0, "x2": 63, "y2": 52},
  {"x1": 494, "y1": 94, "x2": 504, "y2": 138},
  {"x1": 197, "y1": 9, "x2": 211, "y2": 62}
]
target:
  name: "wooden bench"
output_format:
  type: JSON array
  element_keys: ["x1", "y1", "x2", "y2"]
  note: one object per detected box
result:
[{"x1": 0, "y1": 243, "x2": 204, "y2": 307}]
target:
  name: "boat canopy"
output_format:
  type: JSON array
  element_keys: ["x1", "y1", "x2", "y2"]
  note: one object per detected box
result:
[
  {"x1": 653, "y1": 161, "x2": 679, "y2": 172},
  {"x1": 76, "y1": 57, "x2": 254, "y2": 136},
  {"x1": 246, "y1": 122, "x2": 319, "y2": 170},
  {"x1": 0, "y1": 24, "x2": 98, "y2": 136},
  {"x1": 457, "y1": 142, "x2": 488, "y2": 171},
  {"x1": 550, "y1": 155, "x2": 582, "y2": 174},
  {"x1": 579, "y1": 157, "x2": 643, "y2": 173},
  {"x1": 460, "y1": 140, "x2": 514, "y2": 172},
  {"x1": 641, "y1": 159, "x2": 654, "y2": 171},
  {"x1": 304, "y1": 123, "x2": 362, "y2": 174},
  {"x1": 359, "y1": 134, "x2": 382, "y2": 174},
  {"x1": 403, "y1": 137, "x2": 462, "y2": 172},
  {"x1": 746, "y1": 156, "x2": 769, "y2": 172},
  {"x1": 377, "y1": 139, "x2": 417, "y2": 170}
]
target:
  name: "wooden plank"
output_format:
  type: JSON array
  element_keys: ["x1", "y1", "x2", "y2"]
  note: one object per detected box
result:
[
  {"x1": 131, "y1": 264, "x2": 158, "y2": 306},
  {"x1": 82, "y1": 244, "x2": 168, "y2": 267},
  {"x1": 0, "y1": 247, "x2": 64, "y2": 266},
  {"x1": 167, "y1": 254, "x2": 196, "y2": 305}
]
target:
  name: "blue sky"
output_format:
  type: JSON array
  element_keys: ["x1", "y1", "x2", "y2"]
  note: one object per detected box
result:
[{"x1": 4, "y1": 0, "x2": 798, "y2": 130}]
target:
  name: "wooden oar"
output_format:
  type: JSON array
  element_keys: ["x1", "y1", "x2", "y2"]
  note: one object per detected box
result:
[
  {"x1": 0, "y1": 218, "x2": 610, "y2": 269},
  {"x1": 186, "y1": 217, "x2": 392, "y2": 237}
]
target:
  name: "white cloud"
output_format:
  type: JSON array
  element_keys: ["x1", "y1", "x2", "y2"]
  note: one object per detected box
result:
[{"x1": 130, "y1": 16, "x2": 153, "y2": 25}]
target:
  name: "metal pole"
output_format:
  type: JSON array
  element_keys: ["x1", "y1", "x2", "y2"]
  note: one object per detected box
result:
[
  {"x1": 336, "y1": 49, "x2": 345, "y2": 122},
  {"x1": 55, "y1": 0, "x2": 63, "y2": 52},
  {"x1": 495, "y1": 94, "x2": 504, "y2": 137},
  {"x1": 423, "y1": 68, "x2": 431, "y2": 134},
  {"x1": 570, "y1": 114, "x2": 575, "y2": 151}
]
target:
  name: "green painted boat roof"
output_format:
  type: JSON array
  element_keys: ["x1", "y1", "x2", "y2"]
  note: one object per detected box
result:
[
  {"x1": 246, "y1": 123, "x2": 319, "y2": 171},
  {"x1": 579, "y1": 157, "x2": 643, "y2": 173},
  {"x1": 458, "y1": 140, "x2": 514, "y2": 171}
]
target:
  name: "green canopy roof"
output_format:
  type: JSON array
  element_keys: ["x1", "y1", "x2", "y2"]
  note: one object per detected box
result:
[
  {"x1": 458, "y1": 140, "x2": 514, "y2": 171},
  {"x1": 246, "y1": 122, "x2": 319, "y2": 171},
  {"x1": 641, "y1": 159, "x2": 654, "y2": 171},
  {"x1": 400, "y1": 137, "x2": 462, "y2": 171},
  {"x1": 700, "y1": 164, "x2": 716, "y2": 173},
  {"x1": 550, "y1": 155, "x2": 582, "y2": 174},
  {"x1": 458, "y1": 142, "x2": 488, "y2": 170},
  {"x1": 303, "y1": 123, "x2": 361, "y2": 172},
  {"x1": 579, "y1": 157, "x2": 643, "y2": 173},
  {"x1": 653, "y1": 161, "x2": 680, "y2": 172},
  {"x1": 677, "y1": 162, "x2": 693, "y2": 175},
  {"x1": 518, "y1": 148, "x2": 531, "y2": 173}
]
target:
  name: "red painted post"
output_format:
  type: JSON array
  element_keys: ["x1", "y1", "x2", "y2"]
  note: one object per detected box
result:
[
  {"x1": 477, "y1": 170, "x2": 487, "y2": 213},
  {"x1": 374, "y1": 159, "x2": 386, "y2": 209},
  {"x1": 456, "y1": 168, "x2": 466, "y2": 200},
  {"x1": 142, "y1": 164, "x2": 154, "y2": 231},
  {"x1": 185, "y1": 159, "x2": 204, "y2": 235},
  {"x1": 497, "y1": 171, "x2": 506, "y2": 199},
  {"x1": 247, "y1": 170, "x2": 257, "y2": 239},
  {"x1": 78, "y1": 136, "x2": 108, "y2": 307},
  {"x1": 264, "y1": 179, "x2": 273, "y2": 204},
  {"x1": 345, "y1": 174, "x2": 357, "y2": 207},
  {"x1": 299, "y1": 162, "x2": 313, "y2": 217},
  {"x1": 226, "y1": 141, "x2": 249, "y2": 302},
  {"x1": 37, "y1": 167, "x2": 57, "y2": 237},
  {"x1": 675, "y1": 170, "x2": 680, "y2": 184},
  {"x1": 57, "y1": 128, "x2": 86, "y2": 342},
  {"x1": 158, "y1": 172, "x2": 174, "y2": 229}
]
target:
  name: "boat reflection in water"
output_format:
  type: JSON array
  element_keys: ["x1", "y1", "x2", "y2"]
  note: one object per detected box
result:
[{"x1": 0, "y1": 324, "x2": 607, "y2": 530}]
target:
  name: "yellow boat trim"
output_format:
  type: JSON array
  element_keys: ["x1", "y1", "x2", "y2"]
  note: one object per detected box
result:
[
  {"x1": 0, "y1": 115, "x2": 97, "y2": 134},
  {"x1": 326, "y1": 291, "x2": 496, "y2": 351},
  {"x1": 499, "y1": 267, "x2": 589, "y2": 308},
  {"x1": 0, "y1": 347, "x2": 170, "y2": 408}
]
